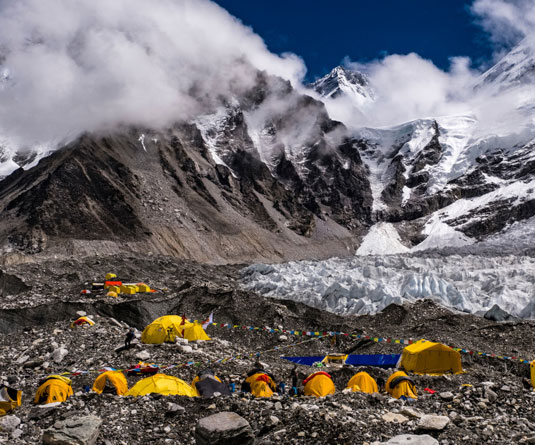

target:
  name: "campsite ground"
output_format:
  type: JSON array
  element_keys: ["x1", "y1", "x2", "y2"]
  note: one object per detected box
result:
[{"x1": 0, "y1": 253, "x2": 534, "y2": 444}]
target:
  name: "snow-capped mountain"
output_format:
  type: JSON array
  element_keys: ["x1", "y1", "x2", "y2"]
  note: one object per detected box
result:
[
  {"x1": 0, "y1": 37, "x2": 534, "y2": 265},
  {"x1": 305, "y1": 41, "x2": 535, "y2": 255},
  {"x1": 309, "y1": 65, "x2": 374, "y2": 106},
  {"x1": 475, "y1": 37, "x2": 535, "y2": 91}
]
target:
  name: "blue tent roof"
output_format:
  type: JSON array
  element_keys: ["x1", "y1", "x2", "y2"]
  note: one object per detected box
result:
[{"x1": 281, "y1": 354, "x2": 400, "y2": 368}]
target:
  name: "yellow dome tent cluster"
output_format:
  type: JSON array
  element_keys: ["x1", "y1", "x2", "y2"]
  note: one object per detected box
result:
[{"x1": 141, "y1": 315, "x2": 210, "y2": 344}]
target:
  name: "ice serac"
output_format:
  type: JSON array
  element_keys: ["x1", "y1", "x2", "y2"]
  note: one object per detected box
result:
[
  {"x1": 240, "y1": 254, "x2": 535, "y2": 319},
  {"x1": 0, "y1": 70, "x2": 373, "y2": 262}
]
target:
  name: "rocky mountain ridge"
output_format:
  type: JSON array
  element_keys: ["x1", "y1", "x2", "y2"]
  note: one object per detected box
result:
[{"x1": 0, "y1": 42, "x2": 534, "y2": 260}]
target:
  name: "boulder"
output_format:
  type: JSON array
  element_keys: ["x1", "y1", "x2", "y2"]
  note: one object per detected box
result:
[
  {"x1": 417, "y1": 415, "x2": 450, "y2": 431},
  {"x1": 0, "y1": 415, "x2": 21, "y2": 432},
  {"x1": 383, "y1": 434, "x2": 439, "y2": 445},
  {"x1": 195, "y1": 411, "x2": 254, "y2": 445},
  {"x1": 439, "y1": 391, "x2": 454, "y2": 401},
  {"x1": 51, "y1": 348, "x2": 69, "y2": 364},
  {"x1": 180, "y1": 345, "x2": 193, "y2": 353},
  {"x1": 382, "y1": 412, "x2": 409, "y2": 424},
  {"x1": 484, "y1": 304, "x2": 515, "y2": 322},
  {"x1": 135, "y1": 350, "x2": 150, "y2": 361},
  {"x1": 42, "y1": 415, "x2": 102, "y2": 445}
]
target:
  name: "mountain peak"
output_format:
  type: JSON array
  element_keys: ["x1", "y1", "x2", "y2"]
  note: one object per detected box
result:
[{"x1": 309, "y1": 65, "x2": 374, "y2": 103}]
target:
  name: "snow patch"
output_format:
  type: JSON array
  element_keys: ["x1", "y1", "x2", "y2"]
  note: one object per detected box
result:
[{"x1": 357, "y1": 223, "x2": 409, "y2": 256}]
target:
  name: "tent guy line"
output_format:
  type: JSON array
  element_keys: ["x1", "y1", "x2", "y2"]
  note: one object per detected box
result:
[{"x1": 205, "y1": 321, "x2": 533, "y2": 364}]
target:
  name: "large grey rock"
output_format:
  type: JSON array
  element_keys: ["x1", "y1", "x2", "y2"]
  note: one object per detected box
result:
[
  {"x1": 51, "y1": 347, "x2": 69, "y2": 364},
  {"x1": 484, "y1": 304, "x2": 515, "y2": 322},
  {"x1": 417, "y1": 414, "x2": 450, "y2": 431},
  {"x1": 135, "y1": 350, "x2": 150, "y2": 361},
  {"x1": 42, "y1": 415, "x2": 102, "y2": 445},
  {"x1": 439, "y1": 391, "x2": 454, "y2": 401},
  {"x1": 0, "y1": 415, "x2": 21, "y2": 432},
  {"x1": 383, "y1": 434, "x2": 439, "y2": 444},
  {"x1": 195, "y1": 411, "x2": 254, "y2": 445},
  {"x1": 382, "y1": 412, "x2": 409, "y2": 424}
]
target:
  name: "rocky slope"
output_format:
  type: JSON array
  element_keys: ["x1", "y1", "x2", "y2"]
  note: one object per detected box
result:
[
  {"x1": 0, "y1": 255, "x2": 534, "y2": 444},
  {"x1": 0, "y1": 71, "x2": 372, "y2": 263}
]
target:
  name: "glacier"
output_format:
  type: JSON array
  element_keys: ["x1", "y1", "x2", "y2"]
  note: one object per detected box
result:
[{"x1": 240, "y1": 252, "x2": 535, "y2": 319}]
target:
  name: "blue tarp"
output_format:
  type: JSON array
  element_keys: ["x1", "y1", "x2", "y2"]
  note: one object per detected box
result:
[
  {"x1": 344, "y1": 354, "x2": 400, "y2": 368},
  {"x1": 281, "y1": 356, "x2": 325, "y2": 366},
  {"x1": 281, "y1": 354, "x2": 400, "y2": 368}
]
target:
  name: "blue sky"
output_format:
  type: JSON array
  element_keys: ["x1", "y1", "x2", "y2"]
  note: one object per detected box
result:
[{"x1": 214, "y1": 0, "x2": 495, "y2": 82}]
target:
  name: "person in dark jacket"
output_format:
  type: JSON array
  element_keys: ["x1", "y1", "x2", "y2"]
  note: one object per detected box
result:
[{"x1": 125, "y1": 328, "x2": 135, "y2": 348}]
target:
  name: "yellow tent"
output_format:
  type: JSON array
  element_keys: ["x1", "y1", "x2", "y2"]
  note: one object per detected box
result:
[
  {"x1": 92, "y1": 371, "x2": 128, "y2": 396},
  {"x1": 70, "y1": 316, "x2": 95, "y2": 328},
  {"x1": 0, "y1": 386, "x2": 21, "y2": 416},
  {"x1": 244, "y1": 372, "x2": 276, "y2": 398},
  {"x1": 34, "y1": 376, "x2": 73, "y2": 405},
  {"x1": 142, "y1": 316, "x2": 210, "y2": 343},
  {"x1": 303, "y1": 372, "x2": 335, "y2": 397},
  {"x1": 386, "y1": 371, "x2": 417, "y2": 400},
  {"x1": 141, "y1": 315, "x2": 191, "y2": 344},
  {"x1": 346, "y1": 372, "x2": 378, "y2": 394},
  {"x1": 182, "y1": 322, "x2": 210, "y2": 341},
  {"x1": 400, "y1": 339, "x2": 463, "y2": 375},
  {"x1": 126, "y1": 374, "x2": 196, "y2": 397},
  {"x1": 530, "y1": 360, "x2": 534, "y2": 390}
]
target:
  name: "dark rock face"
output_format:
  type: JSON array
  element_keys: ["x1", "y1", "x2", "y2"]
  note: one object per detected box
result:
[
  {"x1": 484, "y1": 304, "x2": 516, "y2": 322},
  {"x1": 0, "y1": 71, "x2": 372, "y2": 262},
  {"x1": 0, "y1": 269, "x2": 30, "y2": 297}
]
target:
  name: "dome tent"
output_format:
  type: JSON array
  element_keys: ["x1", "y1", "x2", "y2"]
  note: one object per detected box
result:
[
  {"x1": 92, "y1": 371, "x2": 128, "y2": 396},
  {"x1": 400, "y1": 339, "x2": 463, "y2": 375},
  {"x1": 303, "y1": 371, "x2": 335, "y2": 397},
  {"x1": 346, "y1": 371, "x2": 378, "y2": 394},
  {"x1": 242, "y1": 370, "x2": 277, "y2": 398},
  {"x1": 141, "y1": 316, "x2": 210, "y2": 344},
  {"x1": 126, "y1": 374, "x2": 196, "y2": 397},
  {"x1": 0, "y1": 385, "x2": 22, "y2": 416},
  {"x1": 34, "y1": 375, "x2": 73, "y2": 405},
  {"x1": 386, "y1": 371, "x2": 417, "y2": 400}
]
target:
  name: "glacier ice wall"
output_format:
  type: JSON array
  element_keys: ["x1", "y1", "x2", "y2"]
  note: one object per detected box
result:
[{"x1": 240, "y1": 254, "x2": 535, "y2": 318}]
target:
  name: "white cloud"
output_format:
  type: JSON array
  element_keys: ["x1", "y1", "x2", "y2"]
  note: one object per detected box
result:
[
  {"x1": 321, "y1": 0, "x2": 535, "y2": 132},
  {"x1": 0, "y1": 0, "x2": 305, "y2": 147},
  {"x1": 471, "y1": 0, "x2": 535, "y2": 49}
]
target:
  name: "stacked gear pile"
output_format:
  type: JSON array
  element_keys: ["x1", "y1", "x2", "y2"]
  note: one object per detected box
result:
[{"x1": 191, "y1": 370, "x2": 231, "y2": 398}]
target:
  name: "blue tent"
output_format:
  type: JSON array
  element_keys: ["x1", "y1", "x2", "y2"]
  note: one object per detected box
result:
[{"x1": 281, "y1": 354, "x2": 400, "y2": 368}]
